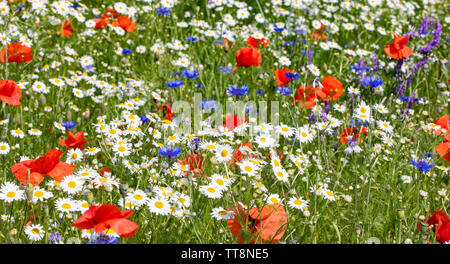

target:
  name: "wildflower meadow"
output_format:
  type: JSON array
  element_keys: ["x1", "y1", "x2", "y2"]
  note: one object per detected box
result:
[{"x1": 0, "y1": 0, "x2": 448, "y2": 245}]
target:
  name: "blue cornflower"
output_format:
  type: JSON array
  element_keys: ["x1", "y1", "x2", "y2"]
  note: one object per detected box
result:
[
  {"x1": 166, "y1": 80, "x2": 184, "y2": 89},
  {"x1": 283, "y1": 41, "x2": 295, "y2": 46},
  {"x1": 273, "y1": 24, "x2": 284, "y2": 32},
  {"x1": 122, "y1": 48, "x2": 132, "y2": 54},
  {"x1": 400, "y1": 96, "x2": 421, "y2": 102},
  {"x1": 188, "y1": 137, "x2": 200, "y2": 151},
  {"x1": 49, "y1": 232, "x2": 62, "y2": 244},
  {"x1": 186, "y1": 36, "x2": 199, "y2": 42},
  {"x1": 16, "y1": 5, "x2": 25, "y2": 11},
  {"x1": 140, "y1": 115, "x2": 149, "y2": 123},
  {"x1": 214, "y1": 39, "x2": 225, "y2": 45},
  {"x1": 159, "y1": 145, "x2": 181, "y2": 159},
  {"x1": 411, "y1": 157, "x2": 434, "y2": 175},
  {"x1": 361, "y1": 75, "x2": 383, "y2": 88},
  {"x1": 61, "y1": 121, "x2": 77, "y2": 130},
  {"x1": 349, "y1": 119, "x2": 368, "y2": 127},
  {"x1": 294, "y1": 28, "x2": 306, "y2": 35},
  {"x1": 181, "y1": 69, "x2": 199, "y2": 79},
  {"x1": 257, "y1": 89, "x2": 265, "y2": 95},
  {"x1": 156, "y1": 7, "x2": 171, "y2": 16},
  {"x1": 350, "y1": 64, "x2": 370, "y2": 72},
  {"x1": 195, "y1": 83, "x2": 205, "y2": 89},
  {"x1": 276, "y1": 86, "x2": 292, "y2": 96},
  {"x1": 227, "y1": 84, "x2": 249, "y2": 97},
  {"x1": 285, "y1": 72, "x2": 300, "y2": 79},
  {"x1": 86, "y1": 234, "x2": 119, "y2": 244},
  {"x1": 218, "y1": 66, "x2": 233, "y2": 74},
  {"x1": 201, "y1": 99, "x2": 218, "y2": 111}
]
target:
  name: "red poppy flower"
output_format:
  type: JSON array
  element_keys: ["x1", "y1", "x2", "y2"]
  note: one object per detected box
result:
[
  {"x1": 234, "y1": 47, "x2": 262, "y2": 71},
  {"x1": 312, "y1": 31, "x2": 327, "y2": 41},
  {"x1": 93, "y1": 17, "x2": 109, "y2": 29},
  {"x1": 0, "y1": 42, "x2": 33, "y2": 63},
  {"x1": 59, "y1": 131, "x2": 87, "y2": 150},
  {"x1": 245, "y1": 36, "x2": 269, "y2": 49},
  {"x1": 340, "y1": 127, "x2": 368, "y2": 144},
  {"x1": 161, "y1": 104, "x2": 174, "y2": 121},
  {"x1": 72, "y1": 204, "x2": 139, "y2": 238},
  {"x1": 292, "y1": 85, "x2": 318, "y2": 109},
  {"x1": 102, "y1": 9, "x2": 120, "y2": 19},
  {"x1": 61, "y1": 20, "x2": 74, "y2": 37},
  {"x1": 112, "y1": 16, "x2": 136, "y2": 33},
  {"x1": 0, "y1": 80, "x2": 22, "y2": 106},
  {"x1": 177, "y1": 154, "x2": 204, "y2": 178},
  {"x1": 432, "y1": 114, "x2": 449, "y2": 136},
  {"x1": 275, "y1": 68, "x2": 296, "y2": 87},
  {"x1": 223, "y1": 113, "x2": 248, "y2": 131},
  {"x1": 384, "y1": 35, "x2": 413, "y2": 59},
  {"x1": 417, "y1": 209, "x2": 450, "y2": 244},
  {"x1": 228, "y1": 142, "x2": 254, "y2": 166},
  {"x1": 10, "y1": 149, "x2": 75, "y2": 186},
  {"x1": 436, "y1": 133, "x2": 450, "y2": 163},
  {"x1": 99, "y1": 167, "x2": 111, "y2": 177},
  {"x1": 317, "y1": 76, "x2": 343, "y2": 101},
  {"x1": 227, "y1": 203, "x2": 287, "y2": 244}
]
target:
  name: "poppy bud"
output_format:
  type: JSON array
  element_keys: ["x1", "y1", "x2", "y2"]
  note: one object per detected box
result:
[
  {"x1": 66, "y1": 110, "x2": 72, "y2": 120},
  {"x1": 398, "y1": 208, "x2": 405, "y2": 218},
  {"x1": 14, "y1": 115, "x2": 21, "y2": 127},
  {"x1": 100, "y1": 104, "x2": 106, "y2": 115},
  {"x1": 119, "y1": 181, "x2": 129, "y2": 197},
  {"x1": 85, "y1": 191, "x2": 94, "y2": 204},
  {"x1": 25, "y1": 183, "x2": 34, "y2": 202}
]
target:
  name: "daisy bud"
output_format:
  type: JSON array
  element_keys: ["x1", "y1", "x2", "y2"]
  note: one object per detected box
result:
[
  {"x1": 83, "y1": 109, "x2": 90, "y2": 120},
  {"x1": 104, "y1": 183, "x2": 113, "y2": 192},
  {"x1": 39, "y1": 94, "x2": 46, "y2": 106}
]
